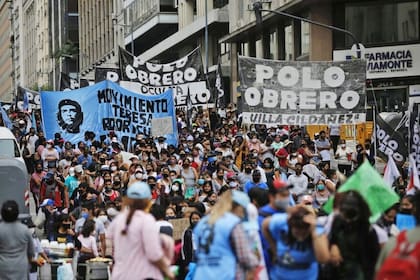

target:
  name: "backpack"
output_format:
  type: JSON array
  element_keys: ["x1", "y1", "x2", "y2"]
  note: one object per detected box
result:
[{"x1": 376, "y1": 230, "x2": 420, "y2": 280}]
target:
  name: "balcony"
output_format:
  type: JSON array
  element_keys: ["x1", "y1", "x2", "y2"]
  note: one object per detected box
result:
[{"x1": 123, "y1": 0, "x2": 178, "y2": 54}]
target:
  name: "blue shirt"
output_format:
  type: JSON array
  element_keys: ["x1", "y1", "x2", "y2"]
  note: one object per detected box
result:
[
  {"x1": 244, "y1": 181, "x2": 268, "y2": 194},
  {"x1": 77, "y1": 154, "x2": 93, "y2": 168},
  {"x1": 268, "y1": 213, "x2": 324, "y2": 280}
]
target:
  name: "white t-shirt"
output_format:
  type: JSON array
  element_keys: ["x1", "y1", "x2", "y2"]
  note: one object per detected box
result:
[{"x1": 287, "y1": 174, "x2": 309, "y2": 196}]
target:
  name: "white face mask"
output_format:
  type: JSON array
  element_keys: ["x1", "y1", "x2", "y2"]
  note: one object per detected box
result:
[
  {"x1": 46, "y1": 144, "x2": 52, "y2": 149},
  {"x1": 97, "y1": 215, "x2": 108, "y2": 224},
  {"x1": 172, "y1": 185, "x2": 179, "y2": 192},
  {"x1": 135, "y1": 173, "x2": 143, "y2": 179},
  {"x1": 111, "y1": 166, "x2": 117, "y2": 172},
  {"x1": 341, "y1": 144, "x2": 346, "y2": 148}
]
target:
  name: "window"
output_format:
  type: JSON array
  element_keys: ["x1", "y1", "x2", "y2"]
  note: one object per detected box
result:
[
  {"x1": 345, "y1": 1, "x2": 419, "y2": 46},
  {"x1": 367, "y1": 87, "x2": 408, "y2": 113},
  {"x1": 269, "y1": 30, "x2": 278, "y2": 59},
  {"x1": 0, "y1": 140, "x2": 20, "y2": 158},
  {"x1": 284, "y1": 25, "x2": 294, "y2": 60},
  {"x1": 301, "y1": 21, "x2": 310, "y2": 55}
]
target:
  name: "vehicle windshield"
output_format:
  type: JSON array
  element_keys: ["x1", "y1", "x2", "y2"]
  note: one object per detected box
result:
[{"x1": 0, "y1": 139, "x2": 21, "y2": 158}]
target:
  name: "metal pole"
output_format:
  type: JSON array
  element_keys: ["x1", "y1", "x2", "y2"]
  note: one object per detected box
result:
[
  {"x1": 204, "y1": 0, "x2": 208, "y2": 72},
  {"x1": 130, "y1": 7, "x2": 134, "y2": 55},
  {"x1": 131, "y1": 24, "x2": 134, "y2": 55}
]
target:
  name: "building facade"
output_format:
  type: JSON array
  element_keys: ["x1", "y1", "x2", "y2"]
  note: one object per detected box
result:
[
  {"x1": 78, "y1": 0, "x2": 116, "y2": 79},
  {"x1": 221, "y1": 0, "x2": 420, "y2": 115}
]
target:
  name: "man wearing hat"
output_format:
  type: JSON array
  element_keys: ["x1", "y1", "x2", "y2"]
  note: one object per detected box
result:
[
  {"x1": 257, "y1": 180, "x2": 295, "y2": 273},
  {"x1": 275, "y1": 139, "x2": 292, "y2": 174},
  {"x1": 156, "y1": 136, "x2": 167, "y2": 154}
]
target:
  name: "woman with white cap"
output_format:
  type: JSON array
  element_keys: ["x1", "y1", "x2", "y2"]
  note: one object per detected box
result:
[
  {"x1": 107, "y1": 181, "x2": 174, "y2": 280},
  {"x1": 192, "y1": 190, "x2": 259, "y2": 280}
]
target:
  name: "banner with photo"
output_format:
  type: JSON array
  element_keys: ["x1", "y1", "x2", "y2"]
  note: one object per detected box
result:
[
  {"x1": 238, "y1": 56, "x2": 366, "y2": 126},
  {"x1": 40, "y1": 80, "x2": 178, "y2": 146},
  {"x1": 119, "y1": 47, "x2": 213, "y2": 108},
  {"x1": 410, "y1": 102, "x2": 420, "y2": 177},
  {"x1": 375, "y1": 113, "x2": 408, "y2": 163}
]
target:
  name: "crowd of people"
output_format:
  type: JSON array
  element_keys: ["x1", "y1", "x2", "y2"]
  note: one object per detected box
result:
[{"x1": 0, "y1": 105, "x2": 418, "y2": 280}]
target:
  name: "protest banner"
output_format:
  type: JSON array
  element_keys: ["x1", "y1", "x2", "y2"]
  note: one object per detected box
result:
[
  {"x1": 375, "y1": 113, "x2": 408, "y2": 163},
  {"x1": 17, "y1": 86, "x2": 40, "y2": 110},
  {"x1": 95, "y1": 67, "x2": 122, "y2": 83},
  {"x1": 410, "y1": 102, "x2": 420, "y2": 178},
  {"x1": 40, "y1": 80, "x2": 178, "y2": 146},
  {"x1": 119, "y1": 47, "x2": 213, "y2": 108},
  {"x1": 238, "y1": 56, "x2": 366, "y2": 126},
  {"x1": 168, "y1": 218, "x2": 190, "y2": 241}
]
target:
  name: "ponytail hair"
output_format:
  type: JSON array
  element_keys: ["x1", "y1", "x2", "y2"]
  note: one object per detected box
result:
[{"x1": 121, "y1": 197, "x2": 152, "y2": 235}]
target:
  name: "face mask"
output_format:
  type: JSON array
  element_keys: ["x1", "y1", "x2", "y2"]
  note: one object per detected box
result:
[
  {"x1": 274, "y1": 198, "x2": 289, "y2": 210},
  {"x1": 172, "y1": 185, "x2": 179, "y2": 192},
  {"x1": 46, "y1": 144, "x2": 52, "y2": 149},
  {"x1": 99, "y1": 158, "x2": 106, "y2": 163},
  {"x1": 264, "y1": 164, "x2": 271, "y2": 168},
  {"x1": 111, "y1": 166, "x2": 117, "y2": 172},
  {"x1": 341, "y1": 144, "x2": 346, "y2": 148},
  {"x1": 36, "y1": 168, "x2": 43, "y2": 173},
  {"x1": 217, "y1": 175, "x2": 224, "y2": 180},
  {"x1": 81, "y1": 212, "x2": 89, "y2": 220},
  {"x1": 208, "y1": 200, "x2": 216, "y2": 205},
  {"x1": 190, "y1": 222, "x2": 198, "y2": 229},
  {"x1": 166, "y1": 216, "x2": 176, "y2": 220},
  {"x1": 114, "y1": 181, "x2": 121, "y2": 186},
  {"x1": 143, "y1": 156, "x2": 149, "y2": 161},
  {"x1": 253, "y1": 153, "x2": 258, "y2": 157},
  {"x1": 400, "y1": 209, "x2": 412, "y2": 215},
  {"x1": 98, "y1": 215, "x2": 108, "y2": 224},
  {"x1": 135, "y1": 173, "x2": 143, "y2": 180},
  {"x1": 163, "y1": 173, "x2": 169, "y2": 178},
  {"x1": 252, "y1": 139, "x2": 258, "y2": 144},
  {"x1": 66, "y1": 156, "x2": 72, "y2": 161},
  {"x1": 146, "y1": 169, "x2": 152, "y2": 173},
  {"x1": 245, "y1": 168, "x2": 252, "y2": 173}
]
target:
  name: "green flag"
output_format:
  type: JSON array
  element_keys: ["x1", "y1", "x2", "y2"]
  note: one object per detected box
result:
[{"x1": 323, "y1": 161, "x2": 400, "y2": 223}]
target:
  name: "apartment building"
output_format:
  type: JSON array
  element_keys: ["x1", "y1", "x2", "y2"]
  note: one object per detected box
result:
[
  {"x1": 0, "y1": 0, "x2": 13, "y2": 103},
  {"x1": 78, "y1": 0, "x2": 116, "y2": 79}
]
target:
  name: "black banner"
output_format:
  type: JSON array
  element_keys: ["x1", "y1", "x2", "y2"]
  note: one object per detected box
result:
[
  {"x1": 94, "y1": 67, "x2": 122, "y2": 83},
  {"x1": 17, "y1": 86, "x2": 40, "y2": 110},
  {"x1": 238, "y1": 56, "x2": 366, "y2": 126},
  {"x1": 375, "y1": 113, "x2": 408, "y2": 163},
  {"x1": 60, "y1": 72, "x2": 89, "y2": 91},
  {"x1": 410, "y1": 103, "x2": 420, "y2": 175},
  {"x1": 118, "y1": 47, "x2": 213, "y2": 107}
]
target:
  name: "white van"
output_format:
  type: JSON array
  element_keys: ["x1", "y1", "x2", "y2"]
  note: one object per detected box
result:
[{"x1": 0, "y1": 126, "x2": 23, "y2": 163}]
